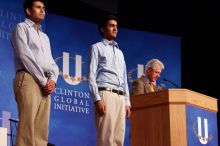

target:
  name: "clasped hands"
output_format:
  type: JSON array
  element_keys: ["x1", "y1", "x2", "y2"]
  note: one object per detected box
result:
[{"x1": 43, "y1": 79, "x2": 56, "y2": 96}]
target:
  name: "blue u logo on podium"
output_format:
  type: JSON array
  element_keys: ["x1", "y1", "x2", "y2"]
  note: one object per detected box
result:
[
  {"x1": 193, "y1": 117, "x2": 213, "y2": 144},
  {"x1": 187, "y1": 105, "x2": 218, "y2": 146}
]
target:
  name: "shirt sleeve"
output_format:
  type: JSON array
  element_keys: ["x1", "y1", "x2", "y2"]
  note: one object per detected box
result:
[
  {"x1": 88, "y1": 45, "x2": 101, "y2": 103},
  {"x1": 47, "y1": 39, "x2": 59, "y2": 83},
  {"x1": 123, "y1": 63, "x2": 131, "y2": 107},
  {"x1": 11, "y1": 24, "x2": 47, "y2": 86},
  {"x1": 49, "y1": 56, "x2": 59, "y2": 84}
]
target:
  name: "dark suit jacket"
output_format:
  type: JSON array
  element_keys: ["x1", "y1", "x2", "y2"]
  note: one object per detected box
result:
[{"x1": 130, "y1": 75, "x2": 158, "y2": 96}]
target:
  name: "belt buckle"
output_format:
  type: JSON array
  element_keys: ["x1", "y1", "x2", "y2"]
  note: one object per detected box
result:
[
  {"x1": 44, "y1": 71, "x2": 51, "y2": 78},
  {"x1": 113, "y1": 89, "x2": 121, "y2": 95},
  {"x1": 116, "y1": 90, "x2": 120, "y2": 94},
  {"x1": 99, "y1": 87, "x2": 124, "y2": 95}
]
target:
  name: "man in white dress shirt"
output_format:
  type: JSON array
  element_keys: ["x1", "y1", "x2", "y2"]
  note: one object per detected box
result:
[
  {"x1": 10, "y1": 0, "x2": 59, "y2": 146},
  {"x1": 88, "y1": 14, "x2": 131, "y2": 146}
]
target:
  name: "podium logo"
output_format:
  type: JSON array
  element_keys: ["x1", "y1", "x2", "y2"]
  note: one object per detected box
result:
[{"x1": 193, "y1": 117, "x2": 213, "y2": 144}]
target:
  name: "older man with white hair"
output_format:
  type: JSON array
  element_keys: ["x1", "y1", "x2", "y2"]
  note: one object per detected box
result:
[{"x1": 130, "y1": 58, "x2": 164, "y2": 95}]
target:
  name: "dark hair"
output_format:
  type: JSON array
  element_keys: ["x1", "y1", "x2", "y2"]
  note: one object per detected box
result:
[
  {"x1": 97, "y1": 14, "x2": 118, "y2": 36},
  {"x1": 23, "y1": 0, "x2": 45, "y2": 18}
]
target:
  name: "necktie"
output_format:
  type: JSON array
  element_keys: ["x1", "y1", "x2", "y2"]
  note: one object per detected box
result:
[{"x1": 149, "y1": 83, "x2": 155, "y2": 92}]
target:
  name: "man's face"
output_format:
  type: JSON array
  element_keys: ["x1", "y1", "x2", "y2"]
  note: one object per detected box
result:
[
  {"x1": 27, "y1": 1, "x2": 45, "y2": 23},
  {"x1": 146, "y1": 65, "x2": 162, "y2": 82},
  {"x1": 102, "y1": 19, "x2": 118, "y2": 40}
]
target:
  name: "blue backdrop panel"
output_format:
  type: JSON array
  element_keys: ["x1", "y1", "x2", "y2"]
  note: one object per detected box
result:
[
  {"x1": 117, "y1": 29, "x2": 181, "y2": 88},
  {"x1": 46, "y1": 14, "x2": 98, "y2": 146}
]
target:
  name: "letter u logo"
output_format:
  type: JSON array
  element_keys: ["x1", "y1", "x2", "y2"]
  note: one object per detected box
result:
[
  {"x1": 63, "y1": 52, "x2": 82, "y2": 85},
  {"x1": 197, "y1": 117, "x2": 208, "y2": 144}
]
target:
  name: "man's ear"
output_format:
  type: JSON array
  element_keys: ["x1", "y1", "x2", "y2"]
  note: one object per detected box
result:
[
  {"x1": 101, "y1": 28, "x2": 104, "y2": 33},
  {"x1": 145, "y1": 69, "x2": 148, "y2": 75},
  {"x1": 146, "y1": 68, "x2": 152, "y2": 74},
  {"x1": 26, "y1": 8, "x2": 31, "y2": 16}
]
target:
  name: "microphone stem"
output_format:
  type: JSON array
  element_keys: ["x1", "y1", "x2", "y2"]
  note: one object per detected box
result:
[
  {"x1": 168, "y1": 81, "x2": 179, "y2": 88},
  {"x1": 163, "y1": 78, "x2": 179, "y2": 88}
]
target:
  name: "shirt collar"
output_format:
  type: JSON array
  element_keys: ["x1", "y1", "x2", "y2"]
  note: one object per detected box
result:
[
  {"x1": 142, "y1": 74, "x2": 156, "y2": 85},
  {"x1": 102, "y1": 38, "x2": 119, "y2": 48},
  {"x1": 25, "y1": 18, "x2": 42, "y2": 31}
]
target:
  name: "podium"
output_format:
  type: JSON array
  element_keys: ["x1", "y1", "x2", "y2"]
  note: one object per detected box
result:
[{"x1": 130, "y1": 89, "x2": 218, "y2": 146}]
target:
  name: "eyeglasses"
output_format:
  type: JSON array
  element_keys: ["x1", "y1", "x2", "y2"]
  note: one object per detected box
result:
[{"x1": 152, "y1": 69, "x2": 161, "y2": 77}]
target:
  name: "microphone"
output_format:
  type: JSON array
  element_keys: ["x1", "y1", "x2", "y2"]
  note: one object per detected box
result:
[
  {"x1": 157, "y1": 83, "x2": 166, "y2": 91},
  {"x1": 162, "y1": 78, "x2": 180, "y2": 88}
]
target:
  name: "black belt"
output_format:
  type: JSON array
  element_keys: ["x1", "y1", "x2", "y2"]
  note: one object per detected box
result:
[
  {"x1": 16, "y1": 69, "x2": 26, "y2": 74},
  {"x1": 98, "y1": 87, "x2": 125, "y2": 95},
  {"x1": 16, "y1": 69, "x2": 51, "y2": 78}
]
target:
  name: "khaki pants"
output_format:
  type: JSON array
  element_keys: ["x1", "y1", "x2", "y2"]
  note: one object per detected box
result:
[
  {"x1": 13, "y1": 71, "x2": 50, "y2": 146},
  {"x1": 95, "y1": 90, "x2": 126, "y2": 146}
]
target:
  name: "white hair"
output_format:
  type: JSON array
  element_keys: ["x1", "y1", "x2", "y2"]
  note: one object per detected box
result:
[{"x1": 145, "y1": 59, "x2": 164, "y2": 72}]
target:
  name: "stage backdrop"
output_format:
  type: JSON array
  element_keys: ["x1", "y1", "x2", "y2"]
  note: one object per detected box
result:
[{"x1": 0, "y1": 0, "x2": 181, "y2": 146}]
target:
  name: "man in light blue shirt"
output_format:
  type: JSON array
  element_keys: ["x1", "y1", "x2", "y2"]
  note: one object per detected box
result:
[
  {"x1": 88, "y1": 15, "x2": 131, "y2": 146},
  {"x1": 10, "y1": 0, "x2": 59, "y2": 146}
]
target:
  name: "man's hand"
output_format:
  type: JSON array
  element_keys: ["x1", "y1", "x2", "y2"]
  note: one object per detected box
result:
[
  {"x1": 43, "y1": 79, "x2": 56, "y2": 96},
  {"x1": 95, "y1": 100, "x2": 106, "y2": 116},
  {"x1": 125, "y1": 106, "x2": 131, "y2": 118}
]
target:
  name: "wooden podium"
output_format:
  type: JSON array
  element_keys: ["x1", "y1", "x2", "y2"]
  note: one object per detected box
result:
[{"x1": 130, "y1": 89, "x2": 218, "y2": 146}]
